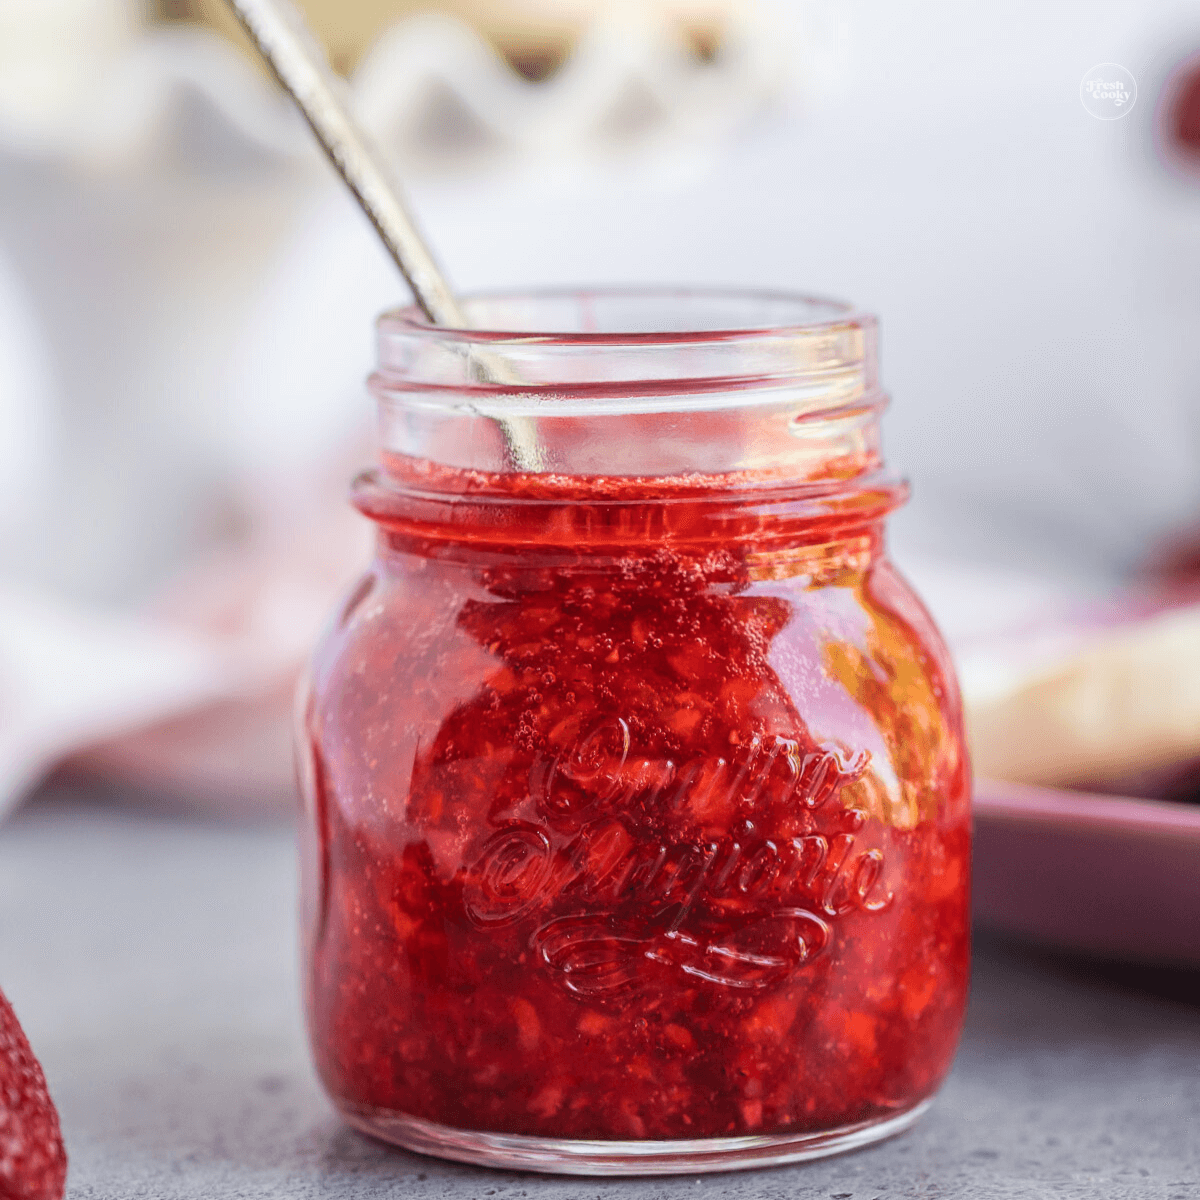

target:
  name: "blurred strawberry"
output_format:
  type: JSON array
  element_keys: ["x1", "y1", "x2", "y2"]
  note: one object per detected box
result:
[{"x1": 0, "y1": 988, "x2": 66, "y2": 1200}]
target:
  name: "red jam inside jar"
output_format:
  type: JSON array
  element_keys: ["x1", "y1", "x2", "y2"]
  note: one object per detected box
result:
[{"x1": 298, "y1": 291, "x2": 971, "y2": 1174}]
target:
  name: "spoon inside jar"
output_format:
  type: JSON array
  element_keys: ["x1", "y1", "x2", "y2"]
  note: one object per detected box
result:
[{"x1": 224, "y1": 0, "x2": 544, "y2": 471}]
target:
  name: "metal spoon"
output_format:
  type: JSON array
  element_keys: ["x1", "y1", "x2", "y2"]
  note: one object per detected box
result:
[{"x1": 225, "y1": 0, "x2": 543, "y2": 470}]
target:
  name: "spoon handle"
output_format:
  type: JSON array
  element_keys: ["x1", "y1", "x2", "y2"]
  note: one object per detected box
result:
[
  {"x1": 225, "y1": 0, "x2": 544, "y2": 469},
  {"x1": 227, "y1": 0, "x2": 465, "y2": 325}
]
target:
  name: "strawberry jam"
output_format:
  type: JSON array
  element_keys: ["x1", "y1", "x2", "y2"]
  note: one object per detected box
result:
[{"x1": 298, "y1": 292, "x2": 971, "y2": 1173}]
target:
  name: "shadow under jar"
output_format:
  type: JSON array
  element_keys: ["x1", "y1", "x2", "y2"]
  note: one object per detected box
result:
[{"x1": 297, "y1": 289, "x2": 971, "y2": 1175}]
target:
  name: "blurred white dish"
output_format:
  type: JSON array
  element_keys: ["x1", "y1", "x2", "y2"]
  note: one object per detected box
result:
[{"x1": 3, "y1": 0, "x2": 1200, "y2": 817}]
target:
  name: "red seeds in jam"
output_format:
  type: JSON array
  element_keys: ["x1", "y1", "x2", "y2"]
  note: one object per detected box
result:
[{"x1": 300, "y1": 465, "x2": 970, "y2": 1144}]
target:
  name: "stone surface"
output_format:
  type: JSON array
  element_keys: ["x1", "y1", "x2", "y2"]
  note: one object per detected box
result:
[{"x1": 0, "y1": 788, "x2": 1197, "y2": 1200}]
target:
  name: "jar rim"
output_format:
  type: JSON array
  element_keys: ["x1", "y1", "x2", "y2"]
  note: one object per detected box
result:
[
  {"x1": 371, "y1": 286, "x2": 885, "y2": 482},
  {"x1": 377, "y1": 286, "x2": 867, "y2": 348}
]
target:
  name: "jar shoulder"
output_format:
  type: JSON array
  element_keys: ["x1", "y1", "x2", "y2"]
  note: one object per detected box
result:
[{"x1": 305, "y1": 552, "x2": 968, "y2": 829}]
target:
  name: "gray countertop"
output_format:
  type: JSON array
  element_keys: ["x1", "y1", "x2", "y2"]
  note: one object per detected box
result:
[{"x1": 1, "y1": 788, "x2": 1197, "y2": 1200}]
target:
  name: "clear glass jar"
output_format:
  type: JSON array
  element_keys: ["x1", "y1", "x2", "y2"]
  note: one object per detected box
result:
[{"x1": 297, "y1": 289, "x2": 971, "y2": 1175}]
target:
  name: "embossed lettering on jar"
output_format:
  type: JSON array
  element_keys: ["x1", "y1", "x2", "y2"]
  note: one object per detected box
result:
[{"x1": 298, "y1": 290, "x2": 971, "y2": 1175}]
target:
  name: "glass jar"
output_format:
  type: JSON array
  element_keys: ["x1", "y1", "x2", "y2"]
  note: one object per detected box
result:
[{"x1": 297, "y1": 289, "x2": 971, "y2": 1175}]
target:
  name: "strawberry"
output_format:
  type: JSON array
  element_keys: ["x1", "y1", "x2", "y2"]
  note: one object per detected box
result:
[{"x1": 0, "y1": 988, "x2": 66, "y2": 1200}]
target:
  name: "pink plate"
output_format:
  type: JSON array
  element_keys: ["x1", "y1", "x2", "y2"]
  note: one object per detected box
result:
[{"x1": 973, "y1": 779, "x2": 1200, "y2": 966}]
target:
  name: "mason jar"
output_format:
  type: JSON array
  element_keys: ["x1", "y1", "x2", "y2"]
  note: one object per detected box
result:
[{"x1": 296, "y1": 289, "x2": 971, "y2": 1175}]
